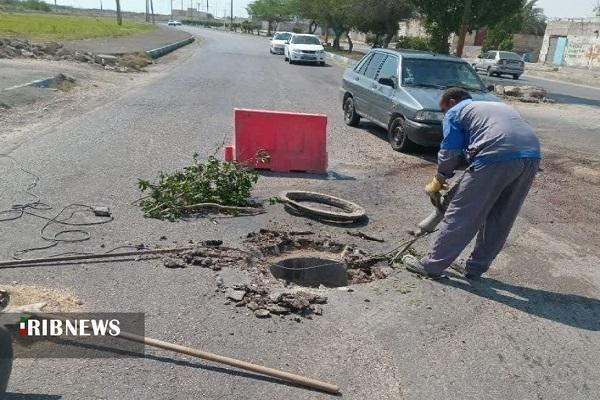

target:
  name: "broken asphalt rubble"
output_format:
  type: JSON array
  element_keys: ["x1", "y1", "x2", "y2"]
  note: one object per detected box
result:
[
  {"x1": 161, "y1": 229, "x2": 395, "y2": 320},
  {"x1": 0, "y1": 37, "x2": 151, "y2": 72},
  {"x1": 492, "y1": 84, "x2": 555, "y2": 103}
]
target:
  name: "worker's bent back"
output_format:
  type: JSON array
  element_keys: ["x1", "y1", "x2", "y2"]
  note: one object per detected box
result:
[{"x1": 460, "y1": 101, "x2": 541, "y2": 165}]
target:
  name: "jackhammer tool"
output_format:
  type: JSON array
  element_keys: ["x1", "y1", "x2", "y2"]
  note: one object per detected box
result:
[
  {"x1": 382, "y1": 179, "x2": 460, "y2": 263},
  {"x1": 413, "y1": 182, "x2": 458, "y2": 236}
]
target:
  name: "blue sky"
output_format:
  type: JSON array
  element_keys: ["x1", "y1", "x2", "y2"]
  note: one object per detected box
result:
[
  {"x1": 51, "y1": 0, "x2": 253, "y2": 17},
  {"x1": 49, "y1": 0, "x2": 599, "y2": 19}
]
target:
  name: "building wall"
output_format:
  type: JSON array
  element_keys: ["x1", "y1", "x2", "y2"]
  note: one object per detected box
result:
[
  {"x1": 172, "y1": 9, "x2": 214, "y2": 20},
  {"x1": 513, "y1": 34, "x2": 544, "y2": 62},
  {"x1": 539, "y1": 18, "x2": 600, "y2": 69},
  {"x1": 398, "y1": 18, "x2": 427, "y2": 38}
]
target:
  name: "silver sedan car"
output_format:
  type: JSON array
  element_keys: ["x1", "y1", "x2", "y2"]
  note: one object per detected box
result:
[{"x1": 473, "y1": 50, "x2": 525, "y2": 80}]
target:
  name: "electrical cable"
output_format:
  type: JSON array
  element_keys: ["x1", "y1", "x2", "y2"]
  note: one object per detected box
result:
[{"x1": 0, "y1": 154, "x2": 114, "y2": 260}]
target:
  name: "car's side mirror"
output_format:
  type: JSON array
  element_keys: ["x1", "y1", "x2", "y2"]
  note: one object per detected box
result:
[
  {"x1": 487, "y1": 84, "x2": 495, "y2": 92},
  {"x1": 378, "y1": 77, "x2": 395, "y2": 88}
]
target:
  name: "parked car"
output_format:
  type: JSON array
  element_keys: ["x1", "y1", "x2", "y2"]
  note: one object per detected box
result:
[
  {"x1": 167, "y1": 20, "x2": 182, "y2": 26},
  {"x1": 270, "y1": 32, "x2": 292, "y2": 54},
  {"x1": 473, "y1": 50, "x2": 525, "y2": 79},
  {"x1": 341, "y1": 49, "x2": 498, "y2": 152},
  {"x1": 284, "y1": 34, "x2": 326, "y2": 66}
]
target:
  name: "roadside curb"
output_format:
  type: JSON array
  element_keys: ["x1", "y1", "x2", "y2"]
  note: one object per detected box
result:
[
  {"x1": 325, "y1": 52, "x2": 357, "y2": 67},
  {"x1": 146, "y1": 36, "x2": 195, "y2": 59}
]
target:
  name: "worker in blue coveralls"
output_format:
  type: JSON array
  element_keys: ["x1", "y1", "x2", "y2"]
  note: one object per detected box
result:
[{"x1": 402, "y1": 87, "x2": 541, "y2": 279}]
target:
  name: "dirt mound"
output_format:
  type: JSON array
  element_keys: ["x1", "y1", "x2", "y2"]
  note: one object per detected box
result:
[
  {"x1": 0, "y1": 37, "x2": 151, "y2": 72},
  {"x1": 0, "y1": 284, "x2": 84, "y2": 313}
]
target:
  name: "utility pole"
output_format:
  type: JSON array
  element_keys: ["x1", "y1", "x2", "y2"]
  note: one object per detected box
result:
[
  {"x1": 150, "y1": 0, "x2": 155, "y2": 23},
  {"x1": 145, "y1": 0, "x2": 149, "y2": 22},
  {"x1": 230, "y1": 0, "x2": 233, "y2": 28},
  {"x1": 170, "y1": 0, "x2": 173, "y2": 18},
  {"x1": 99, "y1": 0, "x2": 102, "y2": 11},
  {"x1": 115, "y1": 0, "x2": 122, "y2": 25}
]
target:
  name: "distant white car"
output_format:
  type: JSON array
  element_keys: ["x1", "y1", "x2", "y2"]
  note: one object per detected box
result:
[
  {"x1": 270, "y1": 32, "x2": 292, "y2": 54},
  {"x1": 167, "y1": 20, "x2": 182, "y2": 26},
  {"x1": 284, "y1": 34, "x2": 325, "y2": 66}
]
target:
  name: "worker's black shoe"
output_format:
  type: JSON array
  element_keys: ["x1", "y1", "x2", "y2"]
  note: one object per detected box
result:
[{"x1": 402, "y1": 255, "x2": 443, "y2": 279}]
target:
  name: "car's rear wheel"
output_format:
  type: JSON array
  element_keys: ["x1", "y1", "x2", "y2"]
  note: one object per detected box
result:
[
  {"x1": 343, "y1": 96, "x2": 360, "y2": 127},
  {"x1": 486, "y1": 67, "x2": 494, "y2": 77},
  {"x1": 513, "y1": 74, "x2": 519, "y2": 80},
  {"x1": 320, "y1": 61, "x2": 326, "y2": 66},
  {"x1": 388, "y1": 117, "x2": 415, "y2": 153}
]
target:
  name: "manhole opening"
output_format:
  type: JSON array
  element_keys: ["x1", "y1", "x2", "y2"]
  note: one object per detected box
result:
[{"x1": 269, "y1": 257, "x2": 348, "y2": 288}]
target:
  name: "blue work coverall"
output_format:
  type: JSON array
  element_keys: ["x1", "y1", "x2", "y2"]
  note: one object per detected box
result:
[{"x1": 420, "y1": 99, "x2": 541, "y2": 276}]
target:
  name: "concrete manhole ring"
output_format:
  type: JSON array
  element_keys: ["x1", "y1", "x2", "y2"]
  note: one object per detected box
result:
[{"x1": 278, "y1": 191, "x2": 366, "y2": 222}]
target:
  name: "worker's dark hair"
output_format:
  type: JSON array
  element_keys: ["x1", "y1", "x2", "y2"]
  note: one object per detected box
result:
[{"x1": 440, "y1": 87, "x2": 472, "y2": 107}]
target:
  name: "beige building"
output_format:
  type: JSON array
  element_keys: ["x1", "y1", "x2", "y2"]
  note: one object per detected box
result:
[{"x1": 539, "y1": 18, "x2": 600, "y2": 69}]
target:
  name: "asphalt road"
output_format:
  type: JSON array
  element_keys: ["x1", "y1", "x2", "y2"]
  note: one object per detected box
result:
[{"x1": 2, "y1": 28, "x2": 600, "y2": 400}]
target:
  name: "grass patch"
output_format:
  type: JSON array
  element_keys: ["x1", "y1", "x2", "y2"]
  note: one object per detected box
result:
[
  {"x1": 0, "y1": 12, "x2": 157, "y2": 41},
  {"x1": 325, "y1": 47, "x2": 366, "y2": 61}
]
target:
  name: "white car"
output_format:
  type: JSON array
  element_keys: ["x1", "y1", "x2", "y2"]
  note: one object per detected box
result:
[
  {"x1": 284, "y1": 34, "x2": 326, "y2": 66},
  {"x1": 270, "y1": 32, "x2": 292, "y2": 55},
  {"x1": 167, "y1": 20, "x2": 182, "y2": 26}
]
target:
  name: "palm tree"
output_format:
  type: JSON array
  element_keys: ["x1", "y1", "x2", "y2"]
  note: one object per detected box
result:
[{"x1": 520, "y1": 0, "x2": 546, "y2": 36}]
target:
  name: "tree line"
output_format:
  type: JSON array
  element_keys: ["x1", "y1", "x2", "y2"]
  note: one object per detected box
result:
[{"x1": 247, "y1": 0, "x2": 547, "y2": 55}]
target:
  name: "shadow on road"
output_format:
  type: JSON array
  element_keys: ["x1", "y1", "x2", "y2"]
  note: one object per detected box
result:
[
  {"x1": 4, "y1": 394, "x2": 61, "y2": 399},
  {"x1": 258, "y1": 170, "x2": 356, "y2": 181},
  {"x1": 36, "y1": 338, "x2": 341, "y2": 396},
  {"x1": 440, "y1": 276, "x2": 600, "y2": 331},
  {"x1": 360, "y1": 122, "x2": 439, "y2": 163},
  {"x1": 545, "y1": 93, "x2": 600, "y2": 107}
]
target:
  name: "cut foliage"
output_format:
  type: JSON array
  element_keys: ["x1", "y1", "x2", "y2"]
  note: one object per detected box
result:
[{"x1": 138, "y1": 155, "x2": 260, "y2": 221}]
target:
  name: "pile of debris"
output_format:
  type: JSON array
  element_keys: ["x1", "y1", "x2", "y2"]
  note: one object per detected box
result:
[
  {"x1": 0, "y1": 37, "x2": 152, "y2": 72},
  {"x1": 163, "y1": 243, "x2": 244, "y2": 271},
  {"x1": 222, "y1": 284, "x2": 327, "y2": 320},
  {"x1": 493, "y1": 84, "x2": 555, "y2": 104}
]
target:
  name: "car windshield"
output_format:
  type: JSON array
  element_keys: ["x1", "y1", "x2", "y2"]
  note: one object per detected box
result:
[
  {"x1": 402, "y1": 59, "x2": 485, "y2": 91},
  {"x1": 274, "y1": 33, "x2": 291, "y2": 41},
  {"x1": 499, "y1": 51, "x2": 522, "y2": 60},
  {"x1": 291, "y1": 36, "x2": 321, "y2": 45}
]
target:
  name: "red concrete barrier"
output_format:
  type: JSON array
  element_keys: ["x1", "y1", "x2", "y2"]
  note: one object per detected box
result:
[{"x1": 224, "y1": 108, "x2": 328, "y2": 174}]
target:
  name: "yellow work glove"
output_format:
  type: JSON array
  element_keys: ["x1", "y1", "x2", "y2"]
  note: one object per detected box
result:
[{"x1": 425, "y1": 177, "x2": 447, "y2": 199}]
